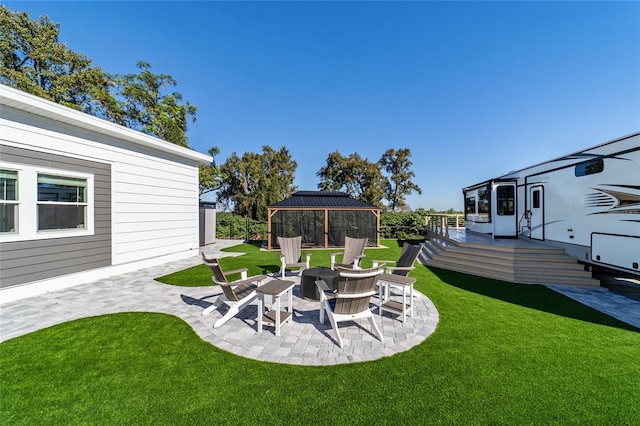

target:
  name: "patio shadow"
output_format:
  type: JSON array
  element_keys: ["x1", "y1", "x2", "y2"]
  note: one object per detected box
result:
[{"x1": 426, "y1": 265, "x2": 640, "y2": 333}]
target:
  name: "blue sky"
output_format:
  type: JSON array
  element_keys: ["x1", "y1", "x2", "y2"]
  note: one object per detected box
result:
[{"x1": 6, "y1": 1, "x2": 639, "y2": 210}]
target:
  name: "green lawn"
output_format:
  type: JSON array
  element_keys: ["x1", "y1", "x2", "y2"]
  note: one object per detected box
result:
[{"x1": 2, "y1": 241, "x2": 639, "y2": 424}]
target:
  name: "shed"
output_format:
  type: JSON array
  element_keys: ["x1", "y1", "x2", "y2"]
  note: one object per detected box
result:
[
  {"x1": 267, "y1": 191, "x2": 381, "y2": 249},
  {"x1": 0, "y1": 84, "x2": 211, "y2": 302}
]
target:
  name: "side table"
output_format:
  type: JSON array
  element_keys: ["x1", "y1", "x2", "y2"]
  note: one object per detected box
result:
[
  {"x1": 256, "y1": 279, "x2": 295, "y2": 336},
  {"x1": 378, "y1": 274, "x2": 416, "y2": 323}
]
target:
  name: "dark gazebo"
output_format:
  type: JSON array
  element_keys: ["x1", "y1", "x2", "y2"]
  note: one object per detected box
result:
[{"x1": 267, "y1": 191, "x2": 381, "y2": 250}]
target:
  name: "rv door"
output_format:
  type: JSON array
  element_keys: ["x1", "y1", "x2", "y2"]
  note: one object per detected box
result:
[
  {"x1": 529, "y1": 185, "x2": 544, "y2": 240},
  {"x1": 492, "y1": 182, "x2": 517, "y2": 237}
]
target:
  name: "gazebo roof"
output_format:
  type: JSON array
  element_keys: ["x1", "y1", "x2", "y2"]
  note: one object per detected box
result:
[{"x1": 269, "y1": 191, "x2": 379, "y2": 209}]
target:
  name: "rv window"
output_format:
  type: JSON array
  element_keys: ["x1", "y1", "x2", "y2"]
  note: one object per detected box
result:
[
  {"x1": 478, "y1": 186, "x2": 490, "y2": 215},
  {"x1": 575, "y1": 159, "x2": 604, "y2": 177},
  {"x1": 532, "y1": 190, "x2": 540, "y2": 209},
  {"x1": 496, "y1": 185, "x2": 515, "y2": 216},
  {"x1": 465, "y1": 196, "x2": 476, "y2": 214}
]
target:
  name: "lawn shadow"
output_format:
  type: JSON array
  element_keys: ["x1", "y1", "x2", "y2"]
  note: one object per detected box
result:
[
  {"x1": 426, "y1": 265, "x2": 639, "y2": 333},
  {"x1": 257, "y1": 264, "x2": 280, "y2": 276},
  {"x1": 386, "y1": 239, "x2": 425, "y2": 248},
  {"x1": 244, "y1": 240, "x2": 263, "y2": 249}
]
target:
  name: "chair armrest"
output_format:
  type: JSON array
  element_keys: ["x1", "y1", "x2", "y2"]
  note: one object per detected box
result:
[
  {"x1": 315, "y1": 279, "x2": 333, "y2": 292},
  {"x1": 330, "y1": 252, "x2": 342, "y2": 270},
  {"x1": 225, "y1": 267, "x2": 248, "y2": 281},
  {"x1": 251, "y1": 275, "x2": 267, "y2": 286},
  {"x1": 315, "y1": 279, "x2": 335, "y2": 302},
  {"x1": 385, "y1": 266, "x2": 415, "y2": 273},
  {"x1": 352, "y1": 254, "x2": 366, "y2": 269},
  {"x1": 228, "y1": 275, "x2": 267, "y2": 288},
  {"x1": 371, "y1": 259, "x2": 397, "y2": 266}
]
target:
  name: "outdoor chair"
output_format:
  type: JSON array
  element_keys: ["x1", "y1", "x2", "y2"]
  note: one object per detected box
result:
[
  {"x1": 277, "y1": 236, "x2": 311, "y2": 277},
  {"x1": 201, "y1": 253, "x2": 267, "y2": 328},
  {"x1": 372, "y1": 242, "x2": 422, "y2": 277},
  {"x1": 372, "y1": 243, "x2": 422, "y2": 321},
  {"x1": 316, "y1": 265, "x2": 385, "y2": 348},
  {"x1": 330, "y1": 236, "x2": 368, "y2": 270}
]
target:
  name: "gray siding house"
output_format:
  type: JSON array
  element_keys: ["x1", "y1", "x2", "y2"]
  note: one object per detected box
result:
[{"x1": 1, "y1": 85, "x2": 210, "y2": 302}]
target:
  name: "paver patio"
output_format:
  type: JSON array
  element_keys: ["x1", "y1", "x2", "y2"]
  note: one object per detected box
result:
[{"x1": 0, "y1": 240, "x2": 439, "y2": 365}]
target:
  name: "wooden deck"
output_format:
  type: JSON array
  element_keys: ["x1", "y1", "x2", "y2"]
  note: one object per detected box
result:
[{"x1": 421, "y1": 230, "x2": 600, "y2": 286}]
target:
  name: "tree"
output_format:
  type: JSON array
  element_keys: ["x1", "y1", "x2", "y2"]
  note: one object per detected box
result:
[
  {"x1": 317, "y1": 151, "x2": 385, "y2": 207},
  {"x1": 218, "y1": 146, "x2": 297, "y2": 220},
  {"x1": 317, "y1": 152, "x2": 349, "y2": 192},
  {"x1": 379, "y1": 148, "x2": 422, "y2": 212},
  {"x1": 0, "y1": 5, "x2": 111, "y2": 115},
  {"x1": 107, "y1": 61, "x2": 196, "y2": 147},
  {"x1": 0, "y1": 7, "x2": 196, "y2": 147},
  {"x1": 199, "y1": 146, "x2": 223, "y2": 196}
]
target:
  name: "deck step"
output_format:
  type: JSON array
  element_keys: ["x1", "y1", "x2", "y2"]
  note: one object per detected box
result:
[{"x1": 421, "y1": 237, "x2": 600, "y2": 287}]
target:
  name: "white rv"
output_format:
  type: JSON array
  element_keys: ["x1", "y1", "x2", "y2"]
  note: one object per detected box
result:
[{"x1": 462, "y1": 132, "x2": 640, "y2": 276}]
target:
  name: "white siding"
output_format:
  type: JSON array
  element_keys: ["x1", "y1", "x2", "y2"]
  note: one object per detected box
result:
[{"x1": 1, "y1": 103, "x2": 206, "y2": 267}]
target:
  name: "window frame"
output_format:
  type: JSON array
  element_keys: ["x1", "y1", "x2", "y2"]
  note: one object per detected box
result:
[
  {"x1": 0, "y1": 162, "x2": 94, "y2": 243},
  {"x1": 532, "y1": 189, "x2": 541, "y2": 209},
  {"x1": 37, "y1": 173, "x2": 89, "y2": 231},
  {"x1": 465, "y1": 196, "x2": 476, "y2": 215},
  {"x1": 575, "y1": 158, "x2": 604, "y2": 177},
  {"x1": 477, "y1": 185, "x2": 490, "y2": 216},
  {"x1": 496, "y1": 185, "x2": 515, "y2": 216},
  {"x1": 0, "y1": 168, "x2": 20, "y2": 233}
]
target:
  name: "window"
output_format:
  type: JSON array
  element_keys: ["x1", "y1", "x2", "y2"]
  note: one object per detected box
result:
[
  {"x1": 0, "y1": 163, "x2": 93, "y2": 242},
  {"x1": 575, "y1": 159, "x2": 604, "y2": 177},
  {"x1": 465, "y1": 196, "x2": 476, "y2": 214},
  {"x1": 478, "y1": 186, "x2": 490, "y2": 215},
  {"x1": 37, "y1": 174, "x2": 87, "y2": 230},
  {"x1": 496, "y1": 185, "x2": 515, "y2": 216},
  {"x1": 1, "y1": 169, "x2": 19, "y2": 233},
  {"x1": 532, "y1": 190, "x2": 540, "y2": 209}
]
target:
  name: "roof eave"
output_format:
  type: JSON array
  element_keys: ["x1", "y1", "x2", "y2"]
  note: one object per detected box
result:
[{"x1": 0, "y1": 84, "x2": 211, "y2": 165}]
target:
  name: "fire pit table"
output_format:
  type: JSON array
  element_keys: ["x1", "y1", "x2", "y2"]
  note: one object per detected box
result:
[{"x1": 300, "y1": 267, "x2": 339, "y2": 301}]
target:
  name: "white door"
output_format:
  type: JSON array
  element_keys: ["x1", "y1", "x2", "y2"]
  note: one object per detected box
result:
[
  {"x1": 529, "y1": 186, "x2": 544, "y2": 240},
  {"x1": 493, "y1": 182, "x2": 517, "y2": 237}
]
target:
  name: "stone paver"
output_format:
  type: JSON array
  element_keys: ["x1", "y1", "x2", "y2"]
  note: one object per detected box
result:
[
  {"x1": 0, "y1": 240, "x2": 439, "y2": 365},
  {"x1": 546, "y1": 284, "x2": 640, "y2": 329}
]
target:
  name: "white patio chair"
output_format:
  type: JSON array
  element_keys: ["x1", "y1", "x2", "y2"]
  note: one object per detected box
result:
[
  {"x1": 277, "y1": 236, "x2": 311, "y2": 277},
  {"x1": 201, "y1": 254, "x2": 267, "y2": 328},
  {"x1": 316, "y1": 265, "x2": 385, "y2": 348},
  {"x1": 330, "y1": 236, "x2": 368, "y2": 270}
]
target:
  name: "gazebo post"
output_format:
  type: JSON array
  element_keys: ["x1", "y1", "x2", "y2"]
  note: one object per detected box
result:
[
  {"x1": 267, "y1": 208, "x2": 278, "y2": 250},
  {"x1": 324, "y1": 208, "x2": 329, "y2": 248},
  {"x1": 374, "y1": 209, "x2": 380, "y2": 248}
]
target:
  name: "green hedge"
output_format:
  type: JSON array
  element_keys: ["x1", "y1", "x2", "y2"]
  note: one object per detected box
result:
[{"x1": 216, "y1": 211, "x2": 430, "y2": 241}]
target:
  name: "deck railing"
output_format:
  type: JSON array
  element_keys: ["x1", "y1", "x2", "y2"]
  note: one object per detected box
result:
[{"x1": 425, "y1": 214, "x2": 465, "y2": 236}]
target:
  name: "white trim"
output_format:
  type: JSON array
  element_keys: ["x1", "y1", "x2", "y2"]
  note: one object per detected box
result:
[
  {"x1": 0, "y1": 84, "x2": 211, "y2": 165},
  {"x1": 0, "y1": 162, "x2": 94, "y2": 242}
]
